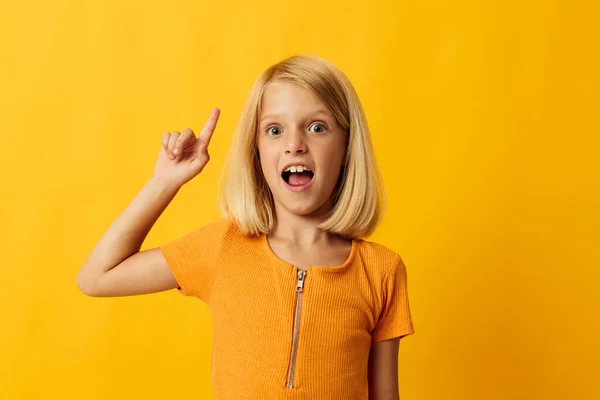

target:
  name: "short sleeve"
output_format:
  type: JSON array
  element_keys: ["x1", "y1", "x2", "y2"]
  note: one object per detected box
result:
[
  {"x1": 159, "y1": 218, "x2": 230, "y2": 304},
  {"x1": 371, "y1": 255, "x2": 415, "y2": 342}
]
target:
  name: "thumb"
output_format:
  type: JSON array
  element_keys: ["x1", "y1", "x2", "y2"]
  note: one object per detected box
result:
[{"x1": 189, "y1": 152, "x2": 209, "y2": 175}]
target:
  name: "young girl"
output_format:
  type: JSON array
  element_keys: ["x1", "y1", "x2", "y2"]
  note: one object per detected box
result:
[{"x1": 77, "y1": 54, "x2": 415, "y2": 399}]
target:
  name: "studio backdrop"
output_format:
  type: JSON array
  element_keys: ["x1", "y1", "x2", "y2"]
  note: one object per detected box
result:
[{"x1": 1, "y1": 0, "x2": 598, "y2": 399}]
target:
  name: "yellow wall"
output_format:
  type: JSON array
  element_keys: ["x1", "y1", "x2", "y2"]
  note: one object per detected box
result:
[{"x1": 1, "y1": 0, "x2": 598, "y2": 399}]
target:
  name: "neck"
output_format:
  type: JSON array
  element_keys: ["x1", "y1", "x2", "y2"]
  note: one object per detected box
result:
[{"x1": 270, "y1": 197, "x2": 337, "y2": 247}]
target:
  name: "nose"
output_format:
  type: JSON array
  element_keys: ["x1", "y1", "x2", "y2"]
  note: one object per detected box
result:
[{"x1": 284, "y1": 127, "x2": 307, "y2": 154}]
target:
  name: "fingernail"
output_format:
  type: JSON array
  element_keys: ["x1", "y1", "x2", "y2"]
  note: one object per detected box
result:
[{"x1": 174, "y1": 148, "x2": 179, "y2": 154}]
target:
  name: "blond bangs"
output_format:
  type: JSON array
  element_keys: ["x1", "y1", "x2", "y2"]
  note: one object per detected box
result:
[{"x1": 218, "y1": 55, "x2": 385, "y2": 239}]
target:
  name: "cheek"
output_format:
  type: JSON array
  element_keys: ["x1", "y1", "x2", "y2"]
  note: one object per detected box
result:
[
  {"x1": 319, "y1": 139, "x2": 346, "y2": 172},
  {"x1": 257, "y1": 147, "x2": 279, "y2": 182}
]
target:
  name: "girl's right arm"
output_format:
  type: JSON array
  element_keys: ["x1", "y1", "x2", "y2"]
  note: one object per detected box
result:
[{"x1": 76, "y1": 108, "x2": 221, "y2": 297}]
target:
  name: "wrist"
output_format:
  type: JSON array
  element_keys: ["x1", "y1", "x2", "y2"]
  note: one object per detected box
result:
[{"x1": 149, "y1": 175, "x2": 181, "y2": 193}]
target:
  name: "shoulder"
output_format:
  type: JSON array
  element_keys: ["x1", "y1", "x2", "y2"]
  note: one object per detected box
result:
[
  {"x1": 208, "y1": 216, "x2": 263, "y2": 249},
  {"x1": 187, "y1": 216, "x2": 233, "y2": 238},
  {"x1": 167, "y1": 217, "x2": 238, "y2": 250},
  {"x1": 356, "y1": 238, "x2": 405, "y2": 278}
]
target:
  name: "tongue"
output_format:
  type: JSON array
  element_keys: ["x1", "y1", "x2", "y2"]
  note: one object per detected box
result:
[{"x1": 288, "y1": 171, "x2": 313, "y2": 186}]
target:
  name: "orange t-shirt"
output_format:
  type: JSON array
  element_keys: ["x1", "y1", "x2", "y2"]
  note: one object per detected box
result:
[{"x1": 160, "y1": 217, "x2": 415, "y2": 399}]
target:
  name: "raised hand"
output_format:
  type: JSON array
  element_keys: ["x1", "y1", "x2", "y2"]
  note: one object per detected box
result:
[{"x1": 153, "y1": 107, "x2": 220, "y2": 188}]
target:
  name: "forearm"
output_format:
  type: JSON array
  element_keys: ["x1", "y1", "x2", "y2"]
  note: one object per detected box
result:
[{"x1": 76, "y1": 176, "x2": 180, "y2": 286}]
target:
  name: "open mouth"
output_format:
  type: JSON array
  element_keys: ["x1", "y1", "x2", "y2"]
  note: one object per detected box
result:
[{"x1": 281, "y1": 169, "x2": 315, "y2": 187}]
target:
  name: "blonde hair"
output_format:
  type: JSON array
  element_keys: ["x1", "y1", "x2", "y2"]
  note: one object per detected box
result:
[{"x1": 218, "y1": 54, "x2": 386, "y2": 239}]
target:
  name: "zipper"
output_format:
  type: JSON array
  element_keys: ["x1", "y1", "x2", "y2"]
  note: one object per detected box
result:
[{"x1": 286, "y1": 268, "x2": 307, "y2": 388}]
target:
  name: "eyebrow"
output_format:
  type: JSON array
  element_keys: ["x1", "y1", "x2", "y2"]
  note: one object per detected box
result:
[{"x1": 259, "y1": 109, "x2": 331, "y2": 122}]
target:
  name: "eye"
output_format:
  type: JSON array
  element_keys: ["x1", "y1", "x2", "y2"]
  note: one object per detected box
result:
[
  {"x1": 266, "y1": 126, "x2": 282, "y2": 136},
  {"x1": 309, "y1": 123, "x2": 327, "y2": 134}
]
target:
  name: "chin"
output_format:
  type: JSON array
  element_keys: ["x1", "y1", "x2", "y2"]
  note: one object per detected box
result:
[
  {"x1": 268, "y1": 177, "x2": 337, "y2": 217},
  {"x1": 278, "y1": 201, "x2": 318, "y2": 216},
  {"x1": 276, "y1": 195, "x2": 333, "y2": 217}
]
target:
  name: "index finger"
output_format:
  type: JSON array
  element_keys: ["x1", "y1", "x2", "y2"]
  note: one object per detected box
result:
[{"x1": 199, "y1": 107, "x2": 221, "y2": 146}]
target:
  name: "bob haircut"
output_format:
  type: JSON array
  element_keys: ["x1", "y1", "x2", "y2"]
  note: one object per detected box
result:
[{"x1": 218, "y1": 54, "x2": 386, "y2": 239}]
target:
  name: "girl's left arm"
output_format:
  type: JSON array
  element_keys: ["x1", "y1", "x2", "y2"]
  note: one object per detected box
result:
[{"x1": 368, "y1": 337, "x2": 401, "y2": 400}]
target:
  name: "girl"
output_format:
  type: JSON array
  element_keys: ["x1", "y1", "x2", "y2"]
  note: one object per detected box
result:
[{"x1": 77, "y1": 54, "x2": 415, "y2": 399}]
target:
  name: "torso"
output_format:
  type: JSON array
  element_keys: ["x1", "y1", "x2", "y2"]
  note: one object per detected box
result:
[{"x1": 266, "y1": 234, "x2": 353, "y2": 270}]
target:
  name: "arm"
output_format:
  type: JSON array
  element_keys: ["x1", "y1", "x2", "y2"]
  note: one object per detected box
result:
[
  {"x1": 75, "y1": 177, "x2": 181, "y2": 297},
  {"x1": 368, "y1": 337, "x2": 401, "y2": 400},
  {"x1": 76, "y1": 108, "x2": 221, "y2": 297}
]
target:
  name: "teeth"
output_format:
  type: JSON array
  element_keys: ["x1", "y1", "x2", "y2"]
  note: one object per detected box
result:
[{"x1": 284, "y1": 165, "x2": 311, "y2": 173}]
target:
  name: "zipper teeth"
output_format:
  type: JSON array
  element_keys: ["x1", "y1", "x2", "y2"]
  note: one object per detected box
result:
[
  {"x1": 287, "y1": 292, "x2": 303, "y2": 387},
  {"x1": 287, "y1": 269, "x2": 306, "y2": 389}
]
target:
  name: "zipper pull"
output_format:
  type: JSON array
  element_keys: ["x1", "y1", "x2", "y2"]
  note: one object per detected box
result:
[{"x1": 296, "y1": 269, "x2": 306, "y2": 292}]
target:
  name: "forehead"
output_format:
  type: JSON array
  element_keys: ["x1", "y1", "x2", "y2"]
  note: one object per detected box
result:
[{"x1": 259, "y1": 80, "x2": 331, "y2": 119}]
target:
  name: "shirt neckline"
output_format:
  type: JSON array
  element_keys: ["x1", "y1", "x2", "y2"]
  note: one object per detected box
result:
[{"x1": 260, "y1": 233, "x2": 359, "y2": 273}]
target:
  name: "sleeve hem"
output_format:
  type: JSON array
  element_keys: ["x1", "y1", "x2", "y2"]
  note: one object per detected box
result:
[
  {"x1": 372, "y1": 324, "x2": 415, "y2": 342},
  {"x1": 206, "y1": 218, "x2": 230, "y2": 305},
  {"x1": 160, "y1": 246, "x2": 192, "y2": 297}
]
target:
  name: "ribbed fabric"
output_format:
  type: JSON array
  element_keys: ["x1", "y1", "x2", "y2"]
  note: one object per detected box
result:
[{"x1": 160, "y1": 217, "x2": 415, "y2": 399}]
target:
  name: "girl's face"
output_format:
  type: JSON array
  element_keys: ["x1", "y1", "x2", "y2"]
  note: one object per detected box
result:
[{"x1": 257, "y1": 80, "x2": 347, "y2": 218}]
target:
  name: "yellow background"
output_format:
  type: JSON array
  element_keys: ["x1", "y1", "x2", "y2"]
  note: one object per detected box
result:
[{"x1": 1, "y1": 0, "x2": 598, "y2": 399}]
